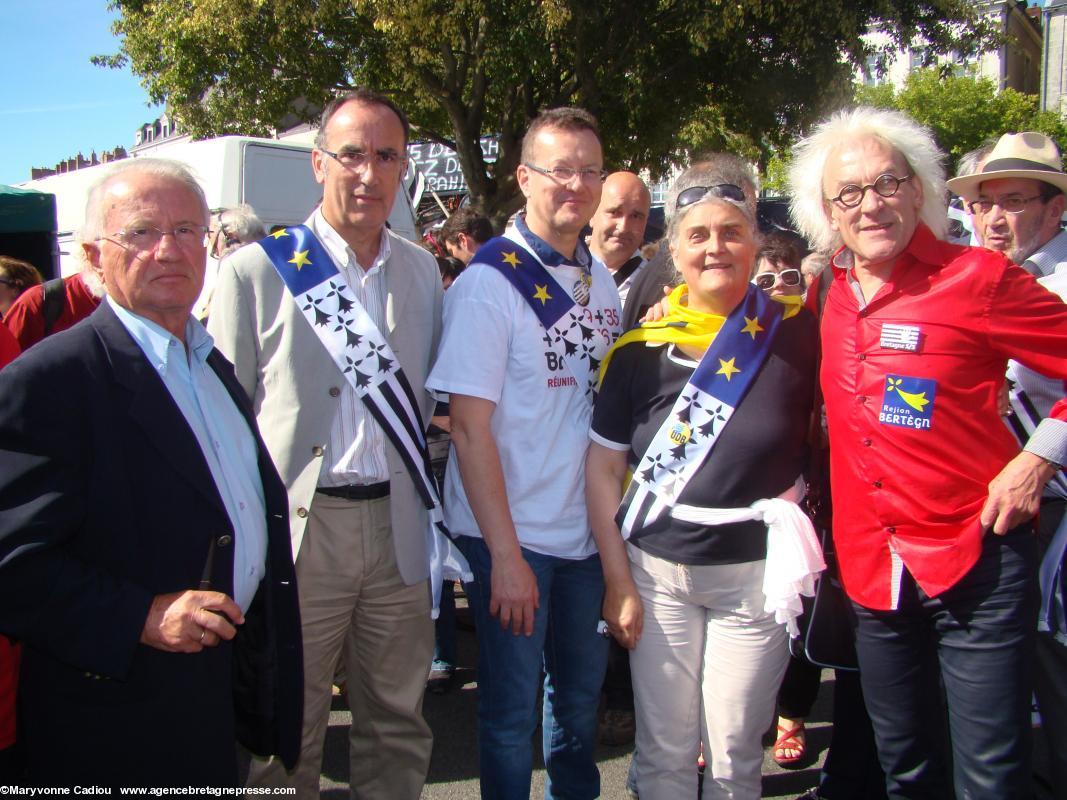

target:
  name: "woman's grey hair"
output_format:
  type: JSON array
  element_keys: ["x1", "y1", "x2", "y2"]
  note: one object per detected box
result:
[
  {"x1": 217, "y1": 204, "x2": 266, "y2": 245},
  {"x1": 665, "y1": 154, "x2": 759, "y2": 245},
  {"x1": 787, "y1": 106, "x2": 947, "y2": 254},
  {"x1": 79, "y1": 158, "x2": 210, "y2": 246}
]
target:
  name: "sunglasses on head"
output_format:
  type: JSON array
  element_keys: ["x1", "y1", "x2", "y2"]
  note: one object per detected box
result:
[
  {"x1": 753, "y1": 269, "x2": 802, "y2": 290},
  {"x1": 675, "y1": 184, "x2": 747, "y2": 211}
]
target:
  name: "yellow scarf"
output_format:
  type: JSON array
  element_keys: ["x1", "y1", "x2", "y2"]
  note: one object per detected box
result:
[{"x1": 599, "y1": 285, "x2": 803, "y2": 384}]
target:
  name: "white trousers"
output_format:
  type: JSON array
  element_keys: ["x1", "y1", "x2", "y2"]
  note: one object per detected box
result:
[{"x1": 628, "y1": 544, "x2": 789, "y2": 800}]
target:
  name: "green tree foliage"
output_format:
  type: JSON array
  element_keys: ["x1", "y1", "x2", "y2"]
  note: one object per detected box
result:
[
  {"x1": 761, "y1": 151, "x2": 790, "y2": 196},
  {"x1": 99, "y1": 0, "x2": 995, "y2": 224},
  {"x1": 855, "y1": 69, "x2": 1067, "y2": 173}
]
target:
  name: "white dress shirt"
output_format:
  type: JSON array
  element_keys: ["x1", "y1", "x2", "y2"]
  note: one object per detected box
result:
[
  {"x1": 107, "y1": 297, "x2": 267, "y2": 611},
  {"x1": 309, "y1": 210, "x2": 392, "y2": 486}
]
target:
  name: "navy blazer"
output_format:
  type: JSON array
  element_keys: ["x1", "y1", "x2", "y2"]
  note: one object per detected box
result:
[{"x1": 0, "y1": 302, "x2": 302, "y2": 786}]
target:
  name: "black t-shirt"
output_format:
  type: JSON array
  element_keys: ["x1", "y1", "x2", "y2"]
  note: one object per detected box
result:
[{"x1": 592, "y1": 309, "x2": 818, "y2": 564}]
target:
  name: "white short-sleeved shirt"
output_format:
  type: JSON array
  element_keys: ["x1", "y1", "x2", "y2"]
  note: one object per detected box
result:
[{"x1": 427, "y1": 227, "x2": 622, "y2": 558}]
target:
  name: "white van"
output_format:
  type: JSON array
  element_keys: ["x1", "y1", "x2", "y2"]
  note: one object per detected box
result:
[{"x1": 17, "y1": 136, "x2": 420, "y2": 276}]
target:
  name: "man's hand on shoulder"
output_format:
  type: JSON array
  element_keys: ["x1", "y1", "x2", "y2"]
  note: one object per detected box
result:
[
  {"x1": 140, "y1": 590, "x2": 244, "y2": 653},
  {"x1": 980, "y1": 450, "x2": 1057, "y2": 535},
  {"x1": 640, "y1": 285, "x2": 674, "y2": 323}
]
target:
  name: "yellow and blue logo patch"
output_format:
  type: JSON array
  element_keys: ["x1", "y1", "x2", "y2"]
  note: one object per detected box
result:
[{"x1": 879, "y1": 374, "x2": 936, "y2": 430}]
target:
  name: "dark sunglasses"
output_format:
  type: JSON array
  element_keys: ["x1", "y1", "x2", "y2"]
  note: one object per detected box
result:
[
  {"x1": 754, "y1": 269, "x2": 802, "y2": 290},
  {"x1": 676, "y1": 184, "x2": 747, "y2": 211}
]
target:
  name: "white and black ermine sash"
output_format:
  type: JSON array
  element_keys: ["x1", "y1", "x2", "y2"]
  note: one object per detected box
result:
[
  {"x1": 260, "y1": 226, "x2": 470, "y2": 614},
  {"x1": 478, "y1": 229, "x2": 620, "y2": 404},
  {"x1": 618, "y1": 284, "x2": 784, "y2": 539}
]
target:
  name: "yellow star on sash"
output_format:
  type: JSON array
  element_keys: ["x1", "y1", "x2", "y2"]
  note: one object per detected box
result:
[
  {"x1": 741, "y1": 316, "x2": 764, "y2": 339},
  {"x1": 288, "y1": 250, "x2": 311, "y2": 270},
  {"x1": 501, "y1": 251, "x2": 521, "y2": 269},
  {"x1": 716, "y1": 357, "x2": 740, "y2": 381},
  {"x1": 533, "y1": 284, "x2": 552, "y2": 305},
  {"x1": 269, "y1": 229, "x2": 289, "y2": 239}
]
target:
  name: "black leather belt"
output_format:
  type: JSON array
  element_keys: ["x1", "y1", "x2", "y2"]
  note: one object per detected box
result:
[{"x1": 316, "y1": 481, "x2": 390, "y2": 501}]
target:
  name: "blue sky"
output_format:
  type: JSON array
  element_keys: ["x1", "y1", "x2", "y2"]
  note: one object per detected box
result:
[{"x1": 0, "y1": 1, "x2": 158, "y2": 186}]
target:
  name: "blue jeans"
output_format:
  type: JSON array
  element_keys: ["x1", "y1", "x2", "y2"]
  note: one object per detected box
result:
[
  {"x1": 433, "y1": 579, "x2": 457, "y2": 668},
  {"x1": 852, "y1": 529, "x2": 1038, "y2": 800},
  {"x1": 456, "y1": 535, "x2": 609, "y2": 800}
]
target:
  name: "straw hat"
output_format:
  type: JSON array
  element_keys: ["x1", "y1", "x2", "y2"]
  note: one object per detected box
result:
[{"x1": 946, "y1": 132, "x2": 1067, "y2": 201}]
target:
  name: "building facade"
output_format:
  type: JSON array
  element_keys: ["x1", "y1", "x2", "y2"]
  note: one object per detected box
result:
[
  {"x1": 859, "y1": 0, "x2": 1041, "y2": 95},
  {"x1": 1043, "y1": 0, "x2": 1067, "y2": 115}
]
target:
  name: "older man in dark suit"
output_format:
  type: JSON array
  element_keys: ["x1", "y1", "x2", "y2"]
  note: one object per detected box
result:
[{"x1": 0, "y1": 158, "x2": 302, "y2": 787}]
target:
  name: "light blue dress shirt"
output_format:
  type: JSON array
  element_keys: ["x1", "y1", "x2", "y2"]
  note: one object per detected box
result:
[{"x1": 107, "y1": 297, "x2": 268, "y2": 611}]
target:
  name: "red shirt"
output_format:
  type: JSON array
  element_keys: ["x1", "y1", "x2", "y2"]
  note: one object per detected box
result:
[
  {"x1": 4, "y1": 272, "x2": 101, "y2": 352},
  {"x1": 0, "y1": 327, "x2": 18, "y2": 750},
  {"x1": 0, "y1": 637, "x2": 16, "y2": 750},
  {"x1": 822, "y1": 224, "x2": 1067, "y2": 610},
  {"x1": 0, "y1": 324, "x2": 18, "y2": 369}
]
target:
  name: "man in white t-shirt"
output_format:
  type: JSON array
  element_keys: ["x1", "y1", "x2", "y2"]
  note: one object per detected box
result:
[
  {"x1": 588, "y1": 171, "x2": 652, "y2": 309},
  {"x1": 427, "y1": 107, "x2": 622, "y2": 799}
]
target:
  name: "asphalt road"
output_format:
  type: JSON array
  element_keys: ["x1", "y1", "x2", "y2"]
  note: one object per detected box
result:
[{"x1": 318, "y1": 595, "x2": 835, "y2": 799}]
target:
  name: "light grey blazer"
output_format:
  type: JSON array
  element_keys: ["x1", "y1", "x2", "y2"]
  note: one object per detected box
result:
[{"x1": 208, "y1": 228, "x2": 443, "y2": 584}]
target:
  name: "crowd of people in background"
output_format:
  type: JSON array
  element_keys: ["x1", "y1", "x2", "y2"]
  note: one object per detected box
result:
[{"x1": 0, "y1": 87, "x2": 1064, "y2": 800}]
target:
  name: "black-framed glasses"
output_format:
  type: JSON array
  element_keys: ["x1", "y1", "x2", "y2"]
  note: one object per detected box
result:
[
  {"x1": 967, "y1": 195, "x2": 1043, "y2": 215},
  {"x1": 827, "y1": 174, "x2": 911, "y2": 208},
  {"x1": 320, "y1": 147, "x2": 405, "y2": 170},
  {"x1": 675, "y1": 184, "x2": 747, "y2": 211},
  {"x1": 523, "y1": 163, "x2": 607, "y2": 184},
  {"x1": 753, "y1": 269, "x2": 802, "y2": 290},
  {"x1": 100, "y1": 226, "x2": 209, "y2": 251}
]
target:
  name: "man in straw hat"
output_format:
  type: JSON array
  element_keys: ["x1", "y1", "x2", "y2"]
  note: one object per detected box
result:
[
  {"x1": 787, "y1": 108, "x2": 1067, "y2": 799},
  {"x1": 947, "y1": 131, "x2": 1067, "y2": 276},
  {"x1": 949, "y1": 132, "x2": 1067, "y2": 792}
]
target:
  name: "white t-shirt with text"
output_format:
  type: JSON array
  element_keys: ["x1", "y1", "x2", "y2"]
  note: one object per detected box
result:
[{"x1": 427, "y1": 228, "x2": 622, "y2": 558}]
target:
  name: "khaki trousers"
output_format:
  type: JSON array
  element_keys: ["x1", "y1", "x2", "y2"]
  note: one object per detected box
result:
[
  {"x1": 628, "y1": 544, "x2": 789, "y2": 800},
  {"x1": 248, "y1": 494, "x2": 433, "y2": 799}
]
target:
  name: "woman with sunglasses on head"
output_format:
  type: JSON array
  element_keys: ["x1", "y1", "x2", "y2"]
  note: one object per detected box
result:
[{"x1": 586, "y1": 155, "x2": 823, "y2": 800}]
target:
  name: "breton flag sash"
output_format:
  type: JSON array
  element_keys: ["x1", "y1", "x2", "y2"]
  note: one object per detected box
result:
[
  {"x1": 260, "y1": 225, "x2": 470, "y2": 615},
  {"x1": 478, "y1": 235, "x2": 620, "y2": 405},
  {"x1": 618, "y1": 284, "x2": 784, "y2": 539}
]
